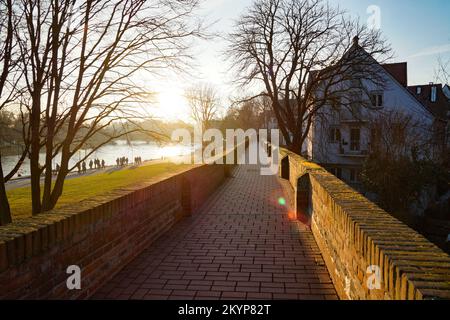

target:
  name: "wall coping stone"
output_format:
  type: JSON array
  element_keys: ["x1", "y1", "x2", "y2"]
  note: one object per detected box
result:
[
  {"x1": 280, "y1": 148, "x2": 450, "y2": 300},
  {"x1": 0, "y1": 163, "x2": 206, "y2": 273}
]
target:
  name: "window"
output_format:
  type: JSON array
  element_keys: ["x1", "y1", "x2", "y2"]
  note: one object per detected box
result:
[
  {"x1": 328, "y1": 127, "x2": 341, "y2": 143},
  {"x1": 350, "y1": 169, "x2": 356, "y2": 182},
  {"x1": 349, "y1": 169, "x2": 361, "y2": 182},
  {"x1": 416, "y1": 87, "x2": 422, "y2": 94},
  {"x1": 329, "y1": 167, "x2": 342, "y2": 179},
  {"x1": 350, "y1": 128, "x2": 361, "y2": 151},
  {"x1": 336, "y1": 168, "x2": 342, "y2": 179},
  {"x1": 370, "y1": 92, "x2": 383, "y2": 108}
]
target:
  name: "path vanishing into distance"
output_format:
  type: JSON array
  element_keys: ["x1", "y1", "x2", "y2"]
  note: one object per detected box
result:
[{"x1": 93, "y1": 164, "x2": 338, "y2": 300}]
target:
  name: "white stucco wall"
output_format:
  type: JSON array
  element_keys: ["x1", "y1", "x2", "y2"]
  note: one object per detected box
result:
[{"x1": 307, "y1": 62, "x2": 434, "y2": 171}]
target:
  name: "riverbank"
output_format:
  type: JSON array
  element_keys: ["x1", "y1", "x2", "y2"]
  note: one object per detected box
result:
[
  {"x1": 5, "y1": 159, "x2": 168, "y2": 191},
  {"x1": 1, "y1": 141, "x2": 195, "y2": 178},
  {"x1": 6, "y1": 160, "x2": 192, "y2": 221}
]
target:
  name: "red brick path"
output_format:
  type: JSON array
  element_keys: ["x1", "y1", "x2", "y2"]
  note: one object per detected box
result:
[{"x1": 92, "y1": 165, "x2": 338, "y2": 300}]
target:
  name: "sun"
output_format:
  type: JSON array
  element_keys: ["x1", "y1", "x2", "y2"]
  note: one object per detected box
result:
[{"x1": 158, "y1": 86, "x2": 191, "y2": 122}]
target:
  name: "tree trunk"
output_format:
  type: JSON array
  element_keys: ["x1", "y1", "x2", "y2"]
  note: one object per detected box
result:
[
  {"x1": 287, "y1": 143, "x2": 302, "y2": 155},
  {"x1": 0, "y1": 156, "x2": 12, "y2": 226},
  {"x1": 287, "y1": 136, "x2": 303, "y2": 155},
  {"x1": 30, "y1": 93, "x2": 42, "y2": 215},
  {"x1": 46, "y1": 147, "x2": 71, "y2": 211},
  {"x1": 42, "y1": 2, "x2": 62, "y2": 212}
]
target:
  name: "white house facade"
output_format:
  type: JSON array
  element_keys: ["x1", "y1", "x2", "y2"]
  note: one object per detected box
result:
[{"x1": 305, "y1": 44, "x2": 435, "y2": 187}]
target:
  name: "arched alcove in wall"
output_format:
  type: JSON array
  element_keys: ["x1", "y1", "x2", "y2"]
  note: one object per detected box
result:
[
  {"x1": 296, "y1": 173, "x2": 312, "y2": 226},
  {"x1": 281, "y1": 156, "x2": 290, "y2": 180}
]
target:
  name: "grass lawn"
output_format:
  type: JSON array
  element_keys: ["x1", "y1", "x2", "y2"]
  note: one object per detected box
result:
[{"x1": 7, "y1": 162, "x2": 192, "y2": 221}]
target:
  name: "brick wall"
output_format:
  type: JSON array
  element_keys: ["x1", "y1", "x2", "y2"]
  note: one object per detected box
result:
[
  {"x1": 280, "y1": 149, "x2": 450, "y2": 300},
  {"x1": 0, "y1": 164, "x2": 228, "y2": 299}
]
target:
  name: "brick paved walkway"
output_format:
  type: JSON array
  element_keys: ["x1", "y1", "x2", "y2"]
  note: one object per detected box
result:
[{"x1": 93, "y1": 165, "x2": 338, "y2": 300}]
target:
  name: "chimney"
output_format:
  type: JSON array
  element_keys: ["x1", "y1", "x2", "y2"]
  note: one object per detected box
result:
[
  {"x1": 353, "y1": 36, "x2": 359, "y2": 46},
  {"x1": 431, "y1": 85, "x2": 437, "y2": 102}
]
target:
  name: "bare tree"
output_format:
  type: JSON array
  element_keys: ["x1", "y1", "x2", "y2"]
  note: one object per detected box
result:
[
  {"x1": 368, "y1": 111, "x2": 433, "y2": 160},
  {"x1": 361, "y1": 110, "x2": 446, "y2": 221},
  {"x1": 1, "y1": 0, "x2": 204, "y2": 217},
  {"x1": 233, "y1": 97, "x2": 271, "y2": 130},
  {"x1": 227, "y1": 0, "x2": 391, "y2": 153},
  {"x1": 185, "y1": 83, "x2": 219, "y2": 133},
  {"x1": 435, "y1": 56, "x2": 449, "y2": 84},
  {"x1": 0, "y1": 0, "x2": 26, "y2": 225}
]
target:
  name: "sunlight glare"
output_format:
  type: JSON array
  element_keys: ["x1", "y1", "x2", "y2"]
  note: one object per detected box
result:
[{"x1": 158, "y1": 86, "x2": 190, "y2": 122}]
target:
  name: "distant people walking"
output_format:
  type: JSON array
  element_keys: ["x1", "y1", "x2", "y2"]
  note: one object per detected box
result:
[
  {"x1": 102, "y1": 159, "x2": 105, "y2": 169},
  {"x1": 77, "y1": 162, "x2": 81, "y2": 174},
  {"x1": 113, "y1": 156, "x2": 138, "y2": 168},
  {"x1": 82, "y1": 161, "x2": 86, "y2": 174},
  {"x1": 89, "y1": 160, "x2": 93, "y2": 170}
]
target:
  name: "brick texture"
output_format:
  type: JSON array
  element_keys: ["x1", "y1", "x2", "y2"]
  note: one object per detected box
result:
[
  {"x1": 280, "y1": 149, "x2": 450, "y2": 300},
  {"x1": 92, "y1": 165, "x2": 337, "y2": 300},
  {"x1": 0, "y1": 164, "x2": 226, "y2": 299}
]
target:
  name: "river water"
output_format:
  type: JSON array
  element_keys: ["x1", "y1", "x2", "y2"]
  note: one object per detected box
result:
[{"x1": 1, "y1": 140, "x2": 195, "y2": 179}]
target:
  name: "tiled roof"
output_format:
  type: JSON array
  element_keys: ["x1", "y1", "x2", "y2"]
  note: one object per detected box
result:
[{"x1": 407, "y1": 83, "x2": 450, "y2": 119}]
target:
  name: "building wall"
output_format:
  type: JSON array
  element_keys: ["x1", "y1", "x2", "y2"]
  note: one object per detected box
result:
[{"x1": 307, "y1": 63, "x2": 434, "y2": 184}]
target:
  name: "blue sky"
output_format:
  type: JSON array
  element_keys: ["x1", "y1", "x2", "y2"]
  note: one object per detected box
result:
[
  {"x1": 334, "y1": 0, "x2": 450, "y2": 85},
  {"x1": 157, "y1": 0, "x2": 450, "y2": 120},
  {"x1": 197, "y1": 0, "x2": 450, "y2": 85}
]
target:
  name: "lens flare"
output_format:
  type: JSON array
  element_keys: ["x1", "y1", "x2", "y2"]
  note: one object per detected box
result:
[
  {"x1": 287, "y1": 210, "x2": 297, "y2": 221},
  {"x1": 278, "y1": 197, "x2": 286, "y2": 206}
]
